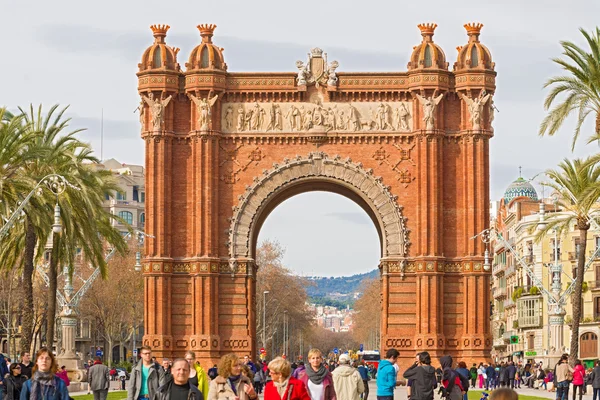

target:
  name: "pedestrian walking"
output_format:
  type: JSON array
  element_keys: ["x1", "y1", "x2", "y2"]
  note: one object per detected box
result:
[
  {"x1": 555, "y1": 354, "x2": 574, "y2": 400},
  {"x1": 376, "y1": 348, "x2": 401, "y2": 400},
  {"x1": 468, "y1": 365, "x2": 477, "y2": 389},
  {"x1": 455, "y1": 363, "x2": 469, "y2": 400},
  {"x1": 4, "y1": 363, "x2": 27, "y2": 400},
  {"x1": 498, "y1": 362, "x2": 507, "y2": 387},
  {"x1": 207, "y1": 353, "x2": 257, "y2": 400},
  {"x1": 88, "y1": 357, "x2": 110, "y2": 400},
  {"x1": 55, "y1": 367, "x2": 69, "y2": 389},
  {"x1": 590, "y1": 361, "x2": 600, "y2": 400},
  {"x1": 18, "y1": 353, "x2": 33, "y2": 380},
  {"x1": 485, "y1": 364, "x2": 496, "y2": 390},
  {"x1": 155, "y1": 359, "x2": 202, "y2": 400},
  {"x1": 19, "y1": 348, "x2": 70, "y2": 400},
  {"x1": 357, "y1": 361, "x2": 370, "y2": 400},
  {"x1": 264, "y1": 357, "x2": 310, "y2": 400},
  {"x1": 505, "y1": 362, "x2": 517, "y2": 389},
  {"x1": 477, "y1": 363, "x2": 485, "y2": 389},
  {"x1": 403, "y1": 352, "x2": 436, "y2": 400},
  {"x1": 332, "y1": 354, "x2": 364, "y2": 400},
  {"x1": 184, "y1": 351, "x2": 210, "y2": 399},
  {"x1": 440, "y1": 356, "x2": 468, "y2": 400},
  {"x1": 126, "y1": 345, "x2": 165, "y2": 400},
  {"x1": 297, "y1": 349, "x2": 336, "y2": 400},
  {"x1": 572, "y1": 360, "x2": 586, "y2": 400}
]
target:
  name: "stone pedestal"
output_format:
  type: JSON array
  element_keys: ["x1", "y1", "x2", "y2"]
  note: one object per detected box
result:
[{"x1": 57, "y1": 309, "x2": 87, "y2": 383}]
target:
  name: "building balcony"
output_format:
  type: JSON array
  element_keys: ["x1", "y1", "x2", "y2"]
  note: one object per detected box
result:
[
  {"x1": 494, "y1": 337, "x2": 507, "y2": 348},
  {"x1": 493, "y1": 286, "x2": 507, "y2": 300},
  {"x1": 568, "y1": 251, "x2": 580, "y2": 261},
  {"x1": 504, "y1": 298, "x2": 516, "y2": 308},
  {"x1": 492, "y1": 311, "x2": 506, "y2": 321},
  {"x1": 493, "y1": 263, "x2": 506, "y2": 276},
  {"x1": 502, "y1": 330, "x2": 515, "y2": 341},
  {"x1": 524, "y1": 254, "x2": 534, "y2": 264},
  {"x1": 588, "y1": 249, "x2": 600, "y2": 260},
  {"x1": 506, "y1": 264, "x2": 516, "y2": 276},
  {"x1": 518, "y1": 297, "x2": 543, "y2": 328}
]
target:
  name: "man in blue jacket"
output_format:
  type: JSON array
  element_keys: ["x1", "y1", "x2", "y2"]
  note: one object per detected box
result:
[{"x1": 376, "y1": 348, "x2": 400, "y2": 400}]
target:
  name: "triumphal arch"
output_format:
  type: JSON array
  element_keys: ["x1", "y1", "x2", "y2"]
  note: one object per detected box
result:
[{"x1": 138, "y1": 22, "x2": 496, "y2": 366}]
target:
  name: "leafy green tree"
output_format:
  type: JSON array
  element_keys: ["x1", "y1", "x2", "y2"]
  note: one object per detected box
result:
[
  {"x1": 535, "y1": 157, "x2": 600, "y2": 363},
  {"x1": 539, "y1": 27, "x2": 600, "y2": 149}
]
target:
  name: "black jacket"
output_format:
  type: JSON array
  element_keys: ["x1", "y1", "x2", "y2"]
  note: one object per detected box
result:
[
  {"x1": 403, "y1": 364, "x2": 437, "y2": 400},
  {"x1": 590, "y1": 366, "x2": 600, "y2": 389},
  {"x1": 485, "y1": 367, "x2": 496, "y2": 379},
  {"x1": 4, "y1": 375, "x2": 28, "y2": 400},
  {"x1": 498, "y1": 366, "x2": 507, "y2": 381},
  {"x1": 155, "y1": 376, "x2": 203, "y2": 400},
  {"x1": 506, "y1": 365, "x2": 517, "y2": 379}
]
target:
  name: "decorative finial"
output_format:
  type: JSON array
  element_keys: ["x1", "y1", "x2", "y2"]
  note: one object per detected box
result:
[
  {"x1": 197, "y1": 24, "x2": 217, "y2": 43},
  {"x1": 417, "y1": 23, "x2": 437, "y2": 40},
  {"x1": 464, "y1": 22, "x2": 484, "y2": 41},
  {"x1": 456, "y1": 46, "x2": 463, "y2": 54},
  {"x1": 150, "y1": 24, "x2": 170, "y2": 43},
  {"x1": 519, "y1": 166, "x2": 522, "y2": 177}
]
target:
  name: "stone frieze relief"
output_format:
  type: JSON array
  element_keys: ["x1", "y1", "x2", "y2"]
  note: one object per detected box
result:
[{"x1": 220, "y1": 101, "x2": 412, "y2": 134}]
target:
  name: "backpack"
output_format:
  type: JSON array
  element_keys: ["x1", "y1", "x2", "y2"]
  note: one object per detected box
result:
[{"x1": 459, "y1": 372, "x2": 470, "y2": 393}]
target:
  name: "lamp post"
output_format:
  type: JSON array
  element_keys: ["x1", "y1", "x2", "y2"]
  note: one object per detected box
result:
[
  {"x1": 263, "y1": 290, "x2": 269, "y2": 349},
  {"x1": 0, "y1": 174, "x2": 79, "y2": 240},
  {"x1": 283, "y1": 310, "x2": 288, "y2": 357}
]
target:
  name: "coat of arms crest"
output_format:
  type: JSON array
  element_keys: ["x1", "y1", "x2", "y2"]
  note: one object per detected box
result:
[{"x1": 295, "y1": 48, "x2": 339, "y2": 88}]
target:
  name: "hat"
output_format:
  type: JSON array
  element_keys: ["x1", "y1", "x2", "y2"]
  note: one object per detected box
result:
[{"x1": 339, "y1": 354, "x2": 351, "y2": 364}]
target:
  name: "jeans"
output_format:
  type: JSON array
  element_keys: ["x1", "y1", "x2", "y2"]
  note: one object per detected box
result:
[
  {"x1": 593, "y1": 388, "x2": 600, "y2": 400},
  {"x1": 362, "y1": 380, "x2": 370, "y2": 400},
  {"x1": 486, "y1": 377, "x2": 494, "y2": 390},
  {"x1": 377, "y1": 396, "x2": 394, "y2": 400},
  {"x1": 556, "y1": 381, "x2": 570, "y2": 400}
]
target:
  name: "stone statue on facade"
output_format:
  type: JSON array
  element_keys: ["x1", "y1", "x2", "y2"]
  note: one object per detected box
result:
[
  {"x1": 327, "y1": 60, "x2": 339, "y2": 86},
  {"x1": 142, "y1": 92, "x2": 172, "y2": 132},
  {"x1": 460, "y1": 91, "x2": 491, "y2": 130},
  {"x1": 137, "y1": 99, "x2": 145, "y2": 131},
  {"x1": 189, "y1": 93, "x2": 219, "y2": 130},
  {"x1": 266, "y1": 104, "x2": 283, "y2": 131},
  {"x1": 415, "y1": 92, "x2": 444, "y2": 130},
  {"x1": 296, "y1": 60, "x2": 309, "y2": 86},
  {"x1": 489, "y1": 96, "x2": 496, "y2": 129}
]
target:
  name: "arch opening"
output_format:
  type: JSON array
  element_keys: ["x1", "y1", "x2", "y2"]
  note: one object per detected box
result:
[{"x1": 228, "y1": 152, "x2": 409, "y2": 265}]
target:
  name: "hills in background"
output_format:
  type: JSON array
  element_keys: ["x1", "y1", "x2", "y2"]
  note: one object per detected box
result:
[{"x1": 305, "y1": 269, "x2": 379, "y2": 309}]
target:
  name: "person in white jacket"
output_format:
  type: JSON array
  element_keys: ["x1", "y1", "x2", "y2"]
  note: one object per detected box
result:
[{"x1": 332, "y1": 354, "x2": 364, "y2": 400}]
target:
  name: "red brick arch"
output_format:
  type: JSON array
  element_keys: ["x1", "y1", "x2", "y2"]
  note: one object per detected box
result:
[{"x1": 228, "y1": 151, "x2": 409, "y2": 261}]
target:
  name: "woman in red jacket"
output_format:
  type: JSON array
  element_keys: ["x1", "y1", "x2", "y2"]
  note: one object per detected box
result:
[
  {"x1": 572, "y1": 360, "x2": 586, "y2": 400},
  {"x1": 264, "y1": 357, "x2": 310, "y2": 400}
]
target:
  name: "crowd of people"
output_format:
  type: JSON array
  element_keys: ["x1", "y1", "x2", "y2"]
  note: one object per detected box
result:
[{"x1": 3, "y1": 346, "x2": 600, "y2": 400}]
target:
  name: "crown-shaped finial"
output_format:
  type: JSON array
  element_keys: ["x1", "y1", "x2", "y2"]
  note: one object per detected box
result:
[
  {"x1": 150, "y1": 24, "x2": 170, "y2": 39},
  {"x1": 310, "y1": 47, "x2": 324, "y2": 57},
  {"x1": 417, "y1": 23, "x2": 438, "y2": 38},
  {"x1": 197, "y1": 24, "x2": 217, "y2": 42},
  {"x1": 464, "y1": 22, "x2": 484, "y2": 36}
]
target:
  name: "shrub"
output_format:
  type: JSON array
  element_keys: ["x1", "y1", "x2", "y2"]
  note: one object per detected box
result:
[{"x1": 529, "y1": 286, "x2": 540, "y2": 295}]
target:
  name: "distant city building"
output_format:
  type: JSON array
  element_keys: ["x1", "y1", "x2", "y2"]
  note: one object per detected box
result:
[
  {"x1": 490, "y1": 176, "x2": 600, "y2": 366},
  {"x1": 308, "y1": 303, "x2": 354, "y2": 333}
]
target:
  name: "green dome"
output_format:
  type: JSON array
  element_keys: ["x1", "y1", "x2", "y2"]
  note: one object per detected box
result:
[{"x1": 504, "y1": 177, "x2": 538, "y2": 204}]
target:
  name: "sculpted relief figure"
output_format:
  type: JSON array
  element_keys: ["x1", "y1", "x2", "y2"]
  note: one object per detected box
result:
[
  {"x1": 375, "y1": 103, "x2": 393, "y2": 130},
  {"x1": 460, "y1": 91, "x2": 491, "y2": 130},
  {"x1": 237, "y1": 106, "x2": 246, "y2": 131},
  {"x1": 188, "y1": 93, "x2": 219, "y2": 130},
  {"x1": 393, "y1": 103, "x2": 410, "y2": 131},
  {"x1": 489, "y1": 96, "x2": 496, "y2": 128},
  {"x1": 224, "y1": 106, "x2": 234, "y2": 130},
  {"x1": 348, "y1": 104, "x2": 362, "y2": 131},
  {"x1": 142, "y1": 92, "x2": 172, "y2": 132},
  {"x1": 266, "y1": 104, "x2": 283, "y2": 131},
  {"x1": 415, "y1": 93, "x2": 444, "y2": 130}
]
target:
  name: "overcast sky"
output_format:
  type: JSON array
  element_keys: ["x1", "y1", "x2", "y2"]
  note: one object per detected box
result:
[{"x1": 3, "y1": 0, "x2": 599, "y2": 276}]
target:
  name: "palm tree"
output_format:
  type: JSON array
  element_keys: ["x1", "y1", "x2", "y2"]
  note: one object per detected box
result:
[
  {"x1": 535, "y1": 157, "x2": 600, "y2": 363},
  {"x1": 539, "y1": 27, "x2": 600, "y2": 150}
]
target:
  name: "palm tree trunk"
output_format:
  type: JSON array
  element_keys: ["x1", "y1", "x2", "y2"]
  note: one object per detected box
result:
[
  {"x1": 21, "y1": 219, "x2": 36, "y2": 353},
  {"x1": 46, "y1": 231, "x2": 60, "y2": 350},
  {"x1": 569, "y1": 226, "x2": 588, "y2": 365}
]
